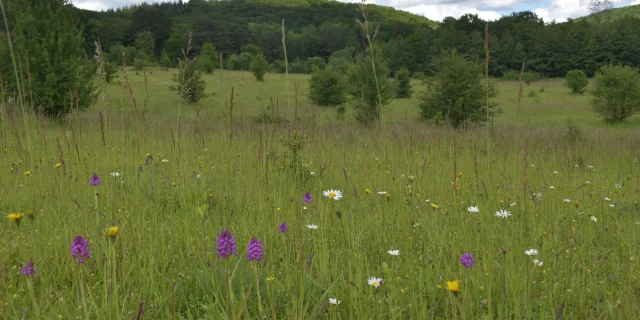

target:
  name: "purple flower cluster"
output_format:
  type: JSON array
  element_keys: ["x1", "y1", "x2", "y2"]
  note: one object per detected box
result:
[
  {"x1": 247, "y1": 238, "x2": 264, "y2": 262},
  {"x1": 303, "y1": 192, "x2": 313, "y2": 204},
  {"x1": 21, "y1": 262, "x2": 37, "y2": 276},
  {"x1": 71, "y1": 236, "x2": 91, "y2": 264},
  {"x1": 216, "y1": 230, "x2": 237, "y2": 259},
  {"x1": 90, "y1": 173, "x2": 101, "y2": 187},
  {"x1": 278, "y1": 222, "x2": 289, "y2": 233},
  {"x1": 460, "y1": 253, "x2": 474, "y2": 269}
]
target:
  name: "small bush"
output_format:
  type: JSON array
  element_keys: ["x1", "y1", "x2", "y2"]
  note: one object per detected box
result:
[
  {"x1": 173, "y1": 57, "x2": 207, "y2": 103},
  {"x1": 250, "y1": 53, "x2": 269, "y2": 81},
  {"x1": 308, "y1": 67, "x2": 345, "y2": 107},
  {"x1": 395, "y1": 68, "x2": 412, "y2": 98},
  {"x1": 565, "y1": 70, "x2": 588, "y2": 94},
  {"x1": 528, "y1": 90, "x2": 537, "y2": 98},
  {"x1": 591, "y1": 65, "x2": 640, "y2": 123},
  {"x1": 419, "y1": 50, "x2": 498, "y2": 128},
  {"x1": 524, "y1": 71, "x2": 542, "y2": 85},
  {"x1": 501, "y1": 70, "x2": 520, "y2": 81}
]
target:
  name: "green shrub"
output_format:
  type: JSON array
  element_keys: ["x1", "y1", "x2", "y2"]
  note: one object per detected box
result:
[
  {"x1": 565, "y1": 70, "x2": 588, "y2": 94},
  {"x1": 591, "y1": 65, "x2": 640, "y2": 123},
  {"x1": 250, "y1": 53, "x2": 269, "y2": 81},
  {"x1": 524, "y1": 71, "x2": 542, "y2": 84},
  {"x1": 346, "y1": 50, "x2": 392, "y2": 124},
  {"x1": 173, "y1": 57, "x2": 207, "y2": 103},
  {"x1": 395, "y1": 68, "x2": 412, "y2": 98},
  {"x1": 308, "y1": 67, "x2": 345, "y2": 107},
  {"x1": 419, "y1": 50, "x2": 498, "y2": 127},
  {"x1": 198, "y1": 42, "x2": 218, "y2": 74}
]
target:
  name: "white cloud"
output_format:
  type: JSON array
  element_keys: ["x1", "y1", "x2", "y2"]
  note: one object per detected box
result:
[{"x1": 403, "y1": 3, "x2": 502, "y2": 21}]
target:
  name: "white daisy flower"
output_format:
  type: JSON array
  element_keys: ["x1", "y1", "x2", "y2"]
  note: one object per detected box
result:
[
  {"x1": 323, "y1": 189, "x2": 343, "y2": 200},
  {"x1": 510, "y1": 202, "x2": 517, "y2": 207},
  {"x1": 604, "y1": 197, "x2": 611, "y2": 201},
  {"x1": 425, "y1": 199, "x2": 430, "y2": 203},
  {"x1": 368, "y1": 277, "x2": 383, "y2": 288},
  {"x1": 495, "y1": 210, "x2": 511, "y2": 219},
  {"x1": 525, "y1": 249, "x2": 539, "y2": 256},
  {"x1": 377, "y1": 191, "x2": 388, "y2": 195},
  {"x1": 111, "y1": 172, "x2": 120, "y2": 177},
  {"x1": 590, "y1": 216, "x2": 597, "y2": 223},
  {"x1": 564, "y1": 199, "x2": 572, "y2": 203},
  {"x1": 162, "y1": 159, "x2": 169, "y2": 163},
  {"x1": 549, "y1": 186, "x2": 555, "y2": 189},
  {"x1": 387, "y1": 250, "x2": 400, "y2": 256},
  {"x1": 306, "y1": 224, "x2": 319, "y2": 230},
  {"x1": 609, "y1": 204, "x2": 615, "y2": 208},
  {"x1": 303, "y1": 206, "x2": 307, "y2": 210},
  {"x1": 467, "y1": 206, "x2": 480, "y2": 213},
  {"x1": 328, "y1": 298, "x2": 341, "y2": 305},
  {"x1": 585, "y1": 181, "x2": 591, "y2": 184},
  {"x1": 587, "y1": 165, "x2": 594, "y2": 169},
  {"x1": 554, "y1": 171, "x2": 559, "y2": 174},
  {"x1": 533, "y1": 259, "x2": 543, "y2": 267},
  {"x1": 310, "y1": 172, "x2": 315, "y2": 175}
]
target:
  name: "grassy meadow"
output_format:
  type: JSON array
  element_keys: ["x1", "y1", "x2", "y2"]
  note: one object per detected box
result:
[{"x1": 1, "y1": 68, "x2": 640, "y2": 319}]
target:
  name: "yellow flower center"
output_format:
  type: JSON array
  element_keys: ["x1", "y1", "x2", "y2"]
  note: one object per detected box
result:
[
  {"x1": 329, "y1": 192, "x2": 336, "y2": 198},
  {"x1": 372, "y1": 281, "x2": 379, "y2": 287}
]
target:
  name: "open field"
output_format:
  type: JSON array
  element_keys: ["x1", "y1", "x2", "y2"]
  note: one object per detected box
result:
[
  {"x1": 100, "y1": 69, "x2": 640, "y2": 128},
  {"x1": 1, "y1": 70, "x2": 640, "y2": 319}
]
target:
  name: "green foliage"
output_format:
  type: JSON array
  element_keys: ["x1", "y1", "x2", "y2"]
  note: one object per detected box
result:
[
  {"x1": 395, "y1": 68, "x2": 412, "y2": 98},
  {"x1": 135, "y1": 31, "x2": 155, "y2": 58},
  {"x1": 269, "y1": 60, "x2": 286, "y2": 73},
  {"x1": 240, "y1": 43, "x2": 262, "y2": 56},
  {"x1": 5, "y1": 0, "x2": 97, "y2": 117},
  {"x1": 524, "y1": 71, "x2": 542, "y2": 85},
  {"x1": 419, "y1": 50, "x2": 498, "y2": 127},
  {"x1": 198, "y1": 42, "x2": 218, "y2": 74},
  {"x1": 103, "y1": 62, "x2": 119, "y2": 83},
  {"x1": 160, "y1": 49, "x2": 174, "y2": 68},
  {"x1": 173, "y1": 58, "x2": 207, "y2": 103},
  {"x1": 304, "y1": 57, "x2": 326, "y2": 73},
  {"x1": 250, "y1": 53, "x2": 269, "y2": 81},
  {"x1": 565, "y1": 70, "x2": 589, "y2": 94},
  {"x1": 346, "y1": 50, "x2": 392, "y2": 124},
  {"x1": 289, "y1": 58, "x2": 305, "y2": 74},
  {"x1": 590, "y1": 65, "x2": 640, "y2": 123},
  {"x1": 308, "y1": 67, "x2": 345, "y2": 107},
  {"x1": 565, "y1": 118, "x2": 582, "y2": 145},
  {"x1": 227, "y1": 52, "x2": 255, "y2": 71}
]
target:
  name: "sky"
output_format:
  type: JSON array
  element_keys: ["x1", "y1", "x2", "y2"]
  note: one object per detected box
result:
[{"x1": 72, "y1": 0, "x2": 640, "y2": 23}]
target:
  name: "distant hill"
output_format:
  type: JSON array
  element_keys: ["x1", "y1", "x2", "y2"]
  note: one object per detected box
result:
[
  {"x1": 77, "y1": 0, "x2": 438, "y2": 63},
  {"x1": 578, "y1": 4, "x2": 640, "y2": 22}
]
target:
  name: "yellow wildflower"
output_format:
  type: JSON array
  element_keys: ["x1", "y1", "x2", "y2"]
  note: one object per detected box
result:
[
  {"x1": 105, "y1": 226, "x2": 119, "y2": 238},
  {"x1": 24, "y1": 170, "x2": 31, "y2": 176},
  {"x1": 7, "y1": 213, "x2": 24, "y2": 222},
  {"x1": 365, "y1": 188, "x2": 372, "y2": 194},
  {"x1": 55, "y1": 163, "x2": 61, "y2": 168},
  {"x1": 446, "y1": 280, "x2": 460, "y2": 293},
  {"x1": 266, "y1": 276, "x2": 275, "y2": 281},
  {"x1": 145, "y1": 153, "x2": 151, "y2": 158},
  {"x1": 574, "y1": 200, "x2": 580, "y2": 208},
  {"x1": 458, "y1": 172, "x2": 463, "y2": 177},
  {"x1": 431, "y1": 203, "x2": 439, "y2": 210},
  {"x1": 385, "y1": 194, "x2": 391, "y2": 201}
]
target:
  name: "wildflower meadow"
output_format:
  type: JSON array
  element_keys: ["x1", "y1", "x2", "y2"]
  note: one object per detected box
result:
[{"x1": 1, "y1": 100, "x2": 639, "y2": 318}]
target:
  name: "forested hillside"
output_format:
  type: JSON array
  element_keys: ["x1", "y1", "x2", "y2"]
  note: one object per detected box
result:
[{"x1": 3, "y1": 0, "x2": 640, "y2": 81}]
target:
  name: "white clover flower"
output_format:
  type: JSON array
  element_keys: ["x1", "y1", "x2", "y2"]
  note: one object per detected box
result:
[
  {"x1": 328, "y1": 298, "x2": 341, "y2": 305},
  {"x1": 590, "y1": 216, "x2": 597, "y2": 223},
  {"x1": 525, "y1": 249, "x2": 539, "y2": 256}
]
